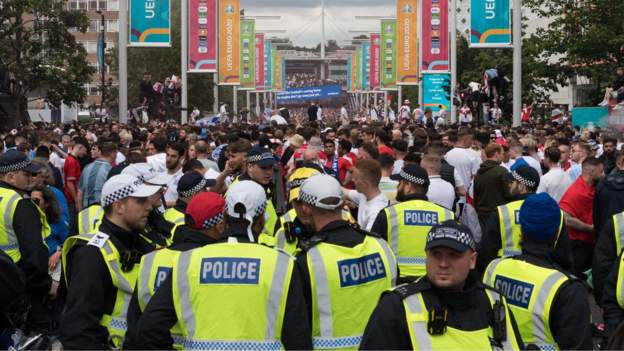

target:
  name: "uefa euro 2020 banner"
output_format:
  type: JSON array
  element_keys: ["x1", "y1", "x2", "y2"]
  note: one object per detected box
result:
[
  {"x1": 421, "y1": 0, "x2": 449, "y2": 72},
  {"x1": 396, "y1": 0, "x2": 418, "y2": 85},
  {"x1": 380, "y1": 19, "x2": 397, "y2": 90},
  {"x1": 239, "y1": 19, "x2": 255, "y2": 90},
  {"x1": 188, "y1": 0, "x2": 217, "y2": 72},
  {"x1": 355, "y1": 46, "x2": 362, "y2": 91},
  {"x1": 218, "y1": 0, "x2": 240, "y2": 85},
  {"x1": 130, "y1": 0, "x2": 171, "y2": 46},
  {"x1": 264, "y1": 40, "x2": 272, "y2": 91},
  {"x1": 369, "y1": 33, "x2": 381, "y2": 91},
  {"x1": 470, "y1": 0, "x2": 512, "y2": 47},
  {"x1": 423, "y1": 73, "x2": 451, "y2": 112},
  {"x1": 255, "y1": 33, "x2": 265, "y2": 91},
  {"x1": 361, "y1": 41, "x2": 370, "y2": 91}
]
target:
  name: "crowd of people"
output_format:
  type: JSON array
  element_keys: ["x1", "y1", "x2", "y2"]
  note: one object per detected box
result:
[
  {"x1": 3, "y1": 109, "x2": 624, "y2": 350},
  {"x1": 285, "y1": 72, "x2": 345, "y2": 89}
]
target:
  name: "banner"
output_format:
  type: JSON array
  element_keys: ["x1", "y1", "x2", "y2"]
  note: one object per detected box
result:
[
  {"x1": 239, "y1": 19, "x2": 255, "y2": 89},
  {"x1": 397, "y1": 0, "x2": 418, "y2": 84},
  {"x1": 255, "y1": 33, "x2": 265, "y2": 90},
  {"x1": 350, "y1": 53, "x2": 357, "y2": 91},
  {"x1": 361, "y1": 41, "x2": 370, "y2": 91},
  {"x1": 273, "y1": 51, "x2": 283, "y2": 91},
  {"x1": 380, "y1": 19, "x2": 397, "y2": 90},
  {"x1": 355, "y1": 47, "x2": 362, "y2": 91},
  {"x1": 346, "y1": 58, "x2": 352, "y2": 91},
  {"x1": 423, "y1": 73, "x2": 451, "y2": 111},
  {"x1": 218, "y1": 0, "x2": 240, "y2": 84},
  {"x1": 264, "y1": 40, "x2": 272, "y2": 91},
  {"x1": 188, "y1": 0, "x2": 217, "y2": 72},
  {"x1": 370, "y1": 33, "x2": 381, "y2": 91},
  {"x1": 421, "y1": 0, "x2": 449, "y2": 72},
  {"x1": 281, "y1": 56, "x2": 286, "y2": 92},
  {"x1": 470, "y1": 0, "x2": 512, "y2": 47},
  {"x1": 129, "y1": 0, "x2": 171, "y2": 46},
  {"x1": 276, "y1": 85, "x2": 343, "y2": 104}
]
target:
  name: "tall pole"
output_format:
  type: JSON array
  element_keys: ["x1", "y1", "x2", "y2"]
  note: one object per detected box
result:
[
  {"x1": 233, "y1": 86, "x2": 238, "y2": 117},
  {"x1": 321, "y1": 0, "x2": 326, "y2": 59},
  {"x1": 512, "y1": 0, "x2": 522, "y2": 127},
  {"x1": 119, "y1": 0, "x2": 128, "y2": 123},
  {"x1": 181, "y1": 0, "x2": 188, "y2": 124},
  {"x1": 97, "y1": 10, "x2": 106, "y2": 109},
  {"x1": 450, "y1": 0, "x2": 457, "y2": 124},
  {"x1": 246, "y1": 90, "x2": 250, "y2": 112}
]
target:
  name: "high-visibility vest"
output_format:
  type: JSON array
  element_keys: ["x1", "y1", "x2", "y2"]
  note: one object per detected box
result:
[
  {"x1": 136, "y1": 248, "x2": 185, "y2": 348},
  {"x1": 171, "y1": 238, "x2": 294, "y2": 350},
  {"x1": 0, "y1": 187, "x2": 49, "y2": 262},
  {"x1": 612, "y1": 212, "x2": 624, "y2": 256},
  {"x1": 77, "y1": 205, "x2": 105, "y2": 235},
  {"x1": 497, "y1": 200, "x2": 564, "y2": 257},
  {"x1": 306, "y1": 235, "x2": 397, "y2": 349},
  {"x1": 381, "y1": 199, "x2": 454, "y2": 278},
  {"x1": 615, "y1": 251, "x2": 624, "y2": 309},
  {"x1": 484, "y1": 257, "x2": 570, "y2": 350},
  {"x1": 164, "y1": 207, "x2": 186, "y2": 227},
  {"x1": 230, "y1": 177, "x2": 280, "y2": 237},
  {"x1": 62, "y1": 232, "x2": 140, "y2": 348}
]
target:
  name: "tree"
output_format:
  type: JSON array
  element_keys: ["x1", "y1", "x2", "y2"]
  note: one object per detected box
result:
[{"x1": 0, "y1": 0, "x2": 94, "y2": 125}]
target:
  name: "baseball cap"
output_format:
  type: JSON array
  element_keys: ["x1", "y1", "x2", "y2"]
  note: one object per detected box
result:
[
  {"x1": 101, "y1": 174, "x2": 162, "y2": 207},
  {"x1": 391, "y1": 164, "x2": 430, "y2": 187},
  {"x1": 506, "y1": 166, "x2": 540, "y2": 189},
  {"x1": 177, "y1": 171, "x2": 216, "y2": 198},
  {"x1": 185, "y1": 192, "x2": 225, "y2": 230},
  {"x1": 520, "y1": 193, "x2": 561, "y2": 242},
  {"x1": 287, "y1": 166, "x2": 321, "y2": 201},
  {"x1": 425, "y1": 220, "x2": 476, "y2": 252},
  {"x1": 226, "y1": 180, "x2": 267, "y2": 242},
  {"x1": 247, "y1": 145, "x2": 277, "y2": 167},
  {"x1": 122, "y1": 163, "x2": 172, "y2": 186},
  {"x1": 0, "y1": 150, "x2": 42, "y2": 174},
  {"x1": 298, "y1": 174, "x2": 344, "y2": 210}
]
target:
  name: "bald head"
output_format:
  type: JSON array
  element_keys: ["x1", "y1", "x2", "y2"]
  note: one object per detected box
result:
[{"x1": 303, "y1": 149, "x2": 319, "y2": 163}]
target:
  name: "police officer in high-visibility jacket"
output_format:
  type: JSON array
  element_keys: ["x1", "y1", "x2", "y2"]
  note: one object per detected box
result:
[
  {"x1": 293, "y1": 174, "x2": 397, "y2": 349},
  {"x1": 163, "y1": 171, "x2": 215, "y2": 241},
  {"x1": 60, "y1": 174, "x2": 163, "y2": 349},
  {"x1": 478, "y1": 164, "x2": 571, "y2": 273},
  {"x1": 360, "y1": 220, "x2": 524, "y2": 350},
  {"x1": 371, "y1": 164, "x2": 454, "y2": 281},
  {"x1": 0, "y1": 150, "x2": 51, "y2": 333},
  {"x1": 132, "y1": 180, "x2": 312, "y2": 350},
  {"x1": 602, "y1": 247, "x2": 624, "y2": 340},
  {"x1": 483, "y1": 193, "x2": 593, "y2": 350},
  {"x1": 124, "y1": 192, "x2": 225, "y2": 349},
  {"x1": 593, "y1": 209, "x2": 624, "y2": 306}
]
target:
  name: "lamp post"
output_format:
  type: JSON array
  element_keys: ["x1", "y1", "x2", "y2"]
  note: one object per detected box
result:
[{"x1": 96, "y1": 10, "x2": 106, "y2": 109}]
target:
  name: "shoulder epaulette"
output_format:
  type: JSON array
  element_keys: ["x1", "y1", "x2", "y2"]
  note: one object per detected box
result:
[{"x1": 390, "y1": 278, "x2": 431, "y2": 299}]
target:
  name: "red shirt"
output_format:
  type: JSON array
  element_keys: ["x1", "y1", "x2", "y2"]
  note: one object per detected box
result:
[
  {"x1": 559, "y1": 177, "x2": 596, "y2": 244},
  {"x1": 63, "y1": 155, "x2": 82, "y2": 204},
  {"x1": 378, "y1": 145, "x2": 395, "y2": 157}
]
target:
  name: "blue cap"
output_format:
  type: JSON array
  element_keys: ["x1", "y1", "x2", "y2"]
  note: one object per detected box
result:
[
  {"x1": 247, "y1": 145, "x2": 277, "y2": 167},
  {"x1": 510, "y1": 157, "x2": 529, "y2": 171},
  {"x1": 0, "y1": 150, "x2": 41, "y2": 174},
  {"x1": 519, "y1": 193, "x2": 561, "y2": 242}
]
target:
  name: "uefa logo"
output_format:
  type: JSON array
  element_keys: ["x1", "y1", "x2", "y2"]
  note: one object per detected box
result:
[
  {"x1": 401, "y1": 4, "x2": 413, "y2": 13},
  {"x1": 224, "y1": 4, "x2": 235, "y2": 13}
]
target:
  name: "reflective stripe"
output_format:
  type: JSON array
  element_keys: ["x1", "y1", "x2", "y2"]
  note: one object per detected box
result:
[
  {"x1": 308, "y1": 246, "x2": 333, "y2": 337},
  {"x1": 276, "y1": 232, "x2": 286, "y2": 250},
  {"x1": 484, "y1": 289, "x2": 515, "y2": 350},
  {"x1": 264, "y1": 253, "x2": 290, "y2": 340},
  {"x1": 282, "y1": 212, "x2": 292, "y2": 223},
  {"x1": 138, "y1": 251, "x2": 157, "y2": 310},
  {"x1": 182, "y1": 339, "x2": 282, "y2": 350},
  {"x1": 177, "y1": 251, "x2": 195, "y2": 339},
  {"x1": 80, "y1": 209, "x2": 90, "y2": 235},
  {"x1": 374, "y1": 237, "x2": 397, "y2": 284},
  {"x1": 387, "y1": 206, "x2": 399, "y2": 256},
  {"x1": 404, "y1": 294, "x2": 432, "y2": 350},
  {"x1": 103, "y1": 241, "x2": 133, "y2": 293},
  {"x1": 531, "y1": 272, "x2": 566, "y2": 346},
  {"x1": 313, "y1": 335, "x2": 363, "y2": 349},
  {"x1": 444, "y1": 208, "x2": 453, "y2": 220},
  {"x1": 500, "y1": 205, "x2": 514, "y2": 256},
  {"x1": 617, "y1": 213, "x2": 624, "y2": 253},
  {"x1": 397, "y1": 257, "x2": 427, "y2": 265},
  {"x1": 484, "y1": 258, "x2": 503, "y2": 287},
  {"x1": 503, "y1": 249, "x2": 521, "y2": 257},
  {"x1": 2, "y1": 194, "x2": 20, "y2": 251},
  {"x1": 0, "y1": 243, "x2": 18, "y2": 251},
  {"x1": 174, "y1": 217, "x2": 185, "y2": 225}
]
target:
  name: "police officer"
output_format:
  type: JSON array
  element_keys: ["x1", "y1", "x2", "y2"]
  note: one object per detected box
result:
[
  {"x1": 0, "y1": 150, "x2": 51, "y2": 333},
  {"x1": 124, "y1": 192, "x2": 225, "y2": 349},
  {"x1": 483, "y1": 193, "x2": 593, "y2": 350},
  {"x1": 360, "y1": 220, "x2": 523, "y2": 350},
  {"x1": 593, "y1": 209, "x2": 624, "y2": 306},
  {"x1": 478, "y1": 165, "x2": 570, "y2": 272},
  {"x1": 60, "y1": 174, "x2": 163, "y2": 349},
  {"x1": 132, "y1": 180, "x2": 311, "y2": 350},
  {"x1": 371, "y1": 164, "x2": 454, "y2": 281},
  {"x1": 603, "y1": 244, "x2": 624, "y2": 339},
  {"x1": 163, "y1": 171, "x2": 215, "y2": 239},
  {"x1": 294, "y1": 174, "x2": 397, "y2": 349}
]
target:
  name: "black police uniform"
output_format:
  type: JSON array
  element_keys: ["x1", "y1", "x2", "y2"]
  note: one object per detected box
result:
[
  {"x1": 593, "y1": 218, "x2": 624, "y2": 306},
  {"x1": 601, "y1": 250, "x2": 624, "y2": 338}
]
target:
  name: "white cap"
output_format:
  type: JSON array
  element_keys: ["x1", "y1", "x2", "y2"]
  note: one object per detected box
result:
[
  {"x1": 122, "y1": 163, "x2": 172, "y2": 186},
  {"x1": 225, "y1": 180, "x2": 267, "y2": 242},
  {"x1": 101, "y1": 174, "x2": 162, "y2": 207},
  {"x1": 298, "y1": 174, "x2": 344, "y2": 210}
]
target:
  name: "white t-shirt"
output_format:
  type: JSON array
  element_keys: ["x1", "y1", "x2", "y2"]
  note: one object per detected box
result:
[
  {"x1": 537, "y1": 166, "x2": 572, "y2": 202},
  {"x1": 270, "y1": 115, "x2": 288, "y2": 125},
  {"x1": 164, "y1": 168, "x2": 183, "y2": 203},
  {"x1": 444, "y1": 147, "x2": 481, "y2": 192},
  {"x1": 347, "y1": 190, "x2": 389, "y2": 231},
  {"x1": 427, "y1": 176, "x2": 455, "y2": 210},
  {"x1": 146, "y1": 153, "x2": 167, "y2": 173},
  {"x1": 522, "y1": 155, "x2": 543, "y2": 176},
  {"x1": 392, "y1": 159, "x2": 404, "y2": 175}
]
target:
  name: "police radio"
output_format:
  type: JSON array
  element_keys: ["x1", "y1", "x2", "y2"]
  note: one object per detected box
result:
[
  {"x1": 492, "y1": 300, "x2": 507, "y2": 343},
  {"x1": 427, "y1": 307, "x2": 448, "y2": 335}
]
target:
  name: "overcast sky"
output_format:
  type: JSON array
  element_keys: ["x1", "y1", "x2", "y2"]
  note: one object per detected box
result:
[{"x1": 241, "y1": 0, "x2": 395, "y2": 47}]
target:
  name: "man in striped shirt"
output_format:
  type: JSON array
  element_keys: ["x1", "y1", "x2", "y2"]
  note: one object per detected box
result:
[{"x1": 78, "y1": 142, "x2": 117, "y2": 208}]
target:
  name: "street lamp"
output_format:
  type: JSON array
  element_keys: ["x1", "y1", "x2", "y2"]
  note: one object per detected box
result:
[{"x1": 95, "y1": 10, "x2": 106, "y2": 109}]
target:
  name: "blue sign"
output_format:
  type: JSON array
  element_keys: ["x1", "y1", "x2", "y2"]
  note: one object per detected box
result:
[
  {"x1": 494, "y1": 276, "x2": 534, "y2": 309},
  {"x1": 571, "y1": 106, "x2": 609, "y2": 128},
  {"x1": 338, "y1": 253, "x2": 386, "y2": 287},
  {"x1": 470, "y1": 0, "x2": 511, "y2": 47},
  {"x1": 200, "y1": 257, "x2": 260, "y2": 284},
  {"x1": 423, "y1": 73, "x2": 451, "y2": 112},
  {"x1": 154, "y1": 266, "x2": 172, "y2": 290},
  {"x1": 276, "y1": 85, "x2": 343, "y2": 104},
  {"x1": 264, "y1": 40, "x2": 272, "y2": 91},
  {"x1": 404, "y1": 210, "x2": 439, "y2": 226},
  {"x1": 129, "y1": 0, "x2": 171, "y2": 47},
  {"x1": 361, "y1": 41, "x2": 370, "y2": 91}
]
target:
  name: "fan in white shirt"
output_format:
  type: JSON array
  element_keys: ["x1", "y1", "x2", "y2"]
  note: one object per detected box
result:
[
  {"x1": 444, "y1": 130, "x2": 481, "y2": 196},
  {"x1": 537, "y1": 146, "x2": 572, "y2": 202},
  {"x1": 342, "y1": 159, "x2": 389, "y2": 231},
  {"x1": 422, "y1": 154, "x2": 455, "y2": 210}
]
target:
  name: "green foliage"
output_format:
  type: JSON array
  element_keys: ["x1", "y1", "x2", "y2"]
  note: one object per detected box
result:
[{"x1": 0, "y1": 0, "x2": 94, "y2": 109}]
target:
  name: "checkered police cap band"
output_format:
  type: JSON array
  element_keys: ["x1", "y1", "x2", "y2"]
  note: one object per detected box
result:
[
  {"x1": 180, "y1": 178, "x2": 208, "y2": 198},
  {"x1": 202, "y1": 212, "x2": 224, "y2": 229},
  {"x1": 298, "y1": 189, "x2": 319, "y2": 207},
  {"x1": 400, "y1": 170, "x2": 427, "y2": 185},
  {"x1": 102, "y1": 179, "x2": 144, "y2": 207},
  {"x1": 511, "y1": 171, "x2": 536, "y2": 188},
  {"x1": 254, "y1": 201, "x2": 267, "y2": 218},
  {"x1": 247, "y1": 152, "x2": 274, "y2": 163},
  {"x1": 0, "y1": 159, "x2": 30, "y2": 173},
  {"x1": 427, "y1": 227, "x2": 476, "y2": 250}
]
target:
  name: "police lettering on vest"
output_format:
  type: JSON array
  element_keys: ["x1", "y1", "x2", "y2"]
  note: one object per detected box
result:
[
  {"x1": 338, "y1": 253, "x2": 386, "y2": 287},
  {"x1": 494, "y1": 276, "x2": 534, "y2": 309},
  {"x1": 200, "y1": 257, "x2": 260, "y2": 284},
  {"x1": 514, "y1": 210, "x2": 520, "y2": 224},
  {"x1": 404, "y1": 210, "x2": 439, "y2": 226},
  {"x1": 154, "y1": 266, "x2": 172, "y2": 290}
]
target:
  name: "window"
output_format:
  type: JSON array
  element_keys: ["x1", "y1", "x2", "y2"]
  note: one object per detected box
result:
[
  {"x1": 99, "y1": 0, "x2": 107, "y2": 10},
  {"x1": 107, "y1": 0, "x2": 119, "y2": 10},
  {"x1": 107, "y1": 20, "x2": 119, "y2": 32},
  {"x1": 89, "y1": 0, "x2": 97, "y2": 10},
  {"x1": 83, "y1": 41, "x2": 97, "y2": 53},
  {"x1": 89, "y1": 85, "x2": 100, "y2": 96},
  {"x1": 89, "y1": 20, "x2": 99, "y2": 32},
  {"x1": 78, "y1": 0, "x2": 87, "y2": 10},
  {"x1": 69, "y1": 1, "x2": 79, "y2": 10}
]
